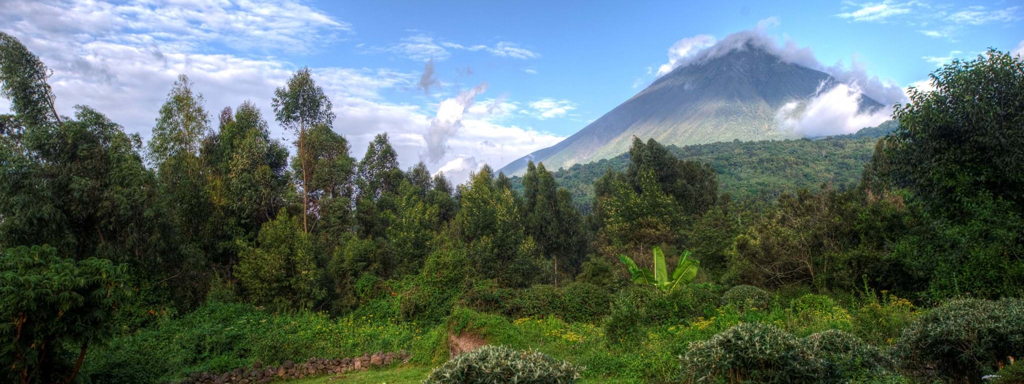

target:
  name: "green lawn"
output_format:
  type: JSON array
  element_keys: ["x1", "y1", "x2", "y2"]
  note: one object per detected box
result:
[{"x1": 287, "y1": 365, "x2": 638, "y2": 384}]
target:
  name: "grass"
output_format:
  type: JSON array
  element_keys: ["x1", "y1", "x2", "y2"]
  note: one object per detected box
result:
[{"x1": 288, "y1": 365, "x2": 431, "y2": 384}]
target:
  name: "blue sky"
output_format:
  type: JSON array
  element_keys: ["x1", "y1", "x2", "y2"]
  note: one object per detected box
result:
[{"x1": 1, "y1": 0, "x2": 1022, "y2": 182}]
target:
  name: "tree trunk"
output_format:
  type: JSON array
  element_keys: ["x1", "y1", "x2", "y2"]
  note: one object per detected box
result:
[
  {"x1": 301, "y1": 121, "x2": 308, "y2": 233},
  {"x1": 66, "y1": 341, "x2": 88, "y2": 384}
]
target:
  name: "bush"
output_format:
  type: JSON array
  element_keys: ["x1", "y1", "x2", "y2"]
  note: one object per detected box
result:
[
  {"x1": 721, "y1": 285, "x2": 771, "y2": 312},
  {"x1": 423, "y1": 345, "x2": 582, "y2": 384},
  {"x1": 803, "y1": 330, "x2": 895, "y2": 381},
  {"x1": 785, "y1": 294, "x2": 853, "y2": 336},
  {"x1": 605, "y1": 285, "x2": 720, "y2": 348},
  {"x1": 559, "y1": 282, "x2": 612, "y2": 322},
  {"x1": 992, "y1": 362, "x2": 1024, "y2": 384},
  {"x1": 683, "y1": 323, "x2": 822, "y2": 383},
  {"x1": 852, "y1": 291, "x2": 917, "y2": 346},
  {"x1": 893, "y1": 298, "x2": 1024, "y2": 383}
]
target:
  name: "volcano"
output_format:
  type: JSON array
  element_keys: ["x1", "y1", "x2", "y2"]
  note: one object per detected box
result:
[{"x1": 500, "y1": 44, "x2": 883, "y2": 175}]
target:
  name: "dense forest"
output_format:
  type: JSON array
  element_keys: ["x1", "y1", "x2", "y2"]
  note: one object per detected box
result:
[
  {"x1": 512, "y1": 120, "x2": 898, "y2": 207},
  {"x1": 2, "y1": 30, "x2": 1024, "y2": 384}
]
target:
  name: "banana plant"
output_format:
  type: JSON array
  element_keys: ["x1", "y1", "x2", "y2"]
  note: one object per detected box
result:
[{"x1": 618, "y1": 246, "x2": 699, "y2": 293}]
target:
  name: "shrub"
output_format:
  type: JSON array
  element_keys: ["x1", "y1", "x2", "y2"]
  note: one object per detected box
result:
[
  {"x1": 852, "y1": 291, "x2": 917, "y2": 346},
  {"x1": 423, "y1": 345, "x2": 582, "y2": 384},
  {"x1": 992, "y1": 362, "x2": 1024, "y2": 384},
  {"x1": 893, "y1": 298, "x2": 1024, "y2": 383},
  {"x1": 509, "y1": 284, "x2": 566, "y2": 318},
  {"x1": 785, "y1": 294, "x2": 853, "y2": 335},
  {"x1": 803, "y1": 330, "x2": 895, "y2": 381},
  {"x1": 721, "y1": 285, "x2": 771, "y2": 312},
  {"x1": 682, "y1": 323, "x2": 822, "y2": 383},
  {"x1": 559, "y1": 282, "x2": 612, "y2": 322}
]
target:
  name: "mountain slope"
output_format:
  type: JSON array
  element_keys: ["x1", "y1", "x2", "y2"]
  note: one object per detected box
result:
[{"x1": 500, "y1": 44, "x2": 882, "y2": 175}]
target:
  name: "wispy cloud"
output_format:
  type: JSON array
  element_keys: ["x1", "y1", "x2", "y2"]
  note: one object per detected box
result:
[
  {"x1": 834, "y1": 1, "x2": 1020, "y2": 40},
  {"x1": 947, "y1": 6, "x2": 1020, "y2": 25},
  {"x1": 836, "y1": 1, "x2": 914, "y2": 22},
  {"x1": 523, "y1": 99, "x2": 576, "y2": 120},
  {"x1": 380, "y1": 34, "x2": 539, "y2": 61}
]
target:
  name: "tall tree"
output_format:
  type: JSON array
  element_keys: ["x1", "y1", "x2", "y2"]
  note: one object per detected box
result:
[
  {"x1": 523, "y1": 162, "x2": 585, "y2": 285},
  {"x1": 0, "y1": 32, "x2": 60, "y2": 128},
  {"x1": 884, "y1": 49, "x2": 1024, "y2": 215},
  {"x1": 355, "y1": 133, "x2": 404, "y2": 238},
  {"x1": 273, "y1": 68, "x2": 335, "y2": 232},
  {"x1": 293, "y1": 123, "x2": 355, "y2": 243}
]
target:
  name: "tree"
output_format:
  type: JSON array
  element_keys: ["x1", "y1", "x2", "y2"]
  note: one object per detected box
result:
[
  {"x1": 273, "y1": 68, "x2": 335, "y2": 233},
  {"x1": 626, "y1": 137, "x2": 717, "y2": 216},
  {"x1": 292, "y1": 123, "x2": 355, "y2": 242},
  {"x1": 455, "y1": 167, "x2": 539, "y2": 288},
  {"x1": 884, "y1": 49, "x2": 1024, "y2": 215},
  {"x1": 235, "y1": 209, "x2": 324, "y2": 310},
  {"x1": 0, "y1": 32, "x2": 60, "y2": 128},
  {"x1": 355, "y1": 133, "x2": 404, "y2": 238},
  {"x1": 0, "y1": 107, "x2": 155, "y2": 264},
  {"x1": 523, "y1": 161, "x2": 585, "y2": 284},
  {"x1": 1, "y1": 245, "x2": 128, "y2": 384},
  {"x1": 223, "y1": 102, "x2": 289, "y2": 229}
]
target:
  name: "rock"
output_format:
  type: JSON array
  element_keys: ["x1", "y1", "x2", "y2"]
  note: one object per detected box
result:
[
  {"x1": 253, "y1": 361, "x2": 262, "y2": 370},
  {"x1": 284, "y1": 360, "x2": 294, "y2": 369},
  {"x1": 370, "y1": 353, "x2": 383, "y2": 366}
]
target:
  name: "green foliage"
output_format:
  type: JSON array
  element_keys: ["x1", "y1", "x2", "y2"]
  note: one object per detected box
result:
[
  {"x1": 1, "y1": 245, "x2": 129, "y2": 384},
  {"x1": 83, "y1": 301, "x2": 418, "y2": 384},
  {"x1": 851, "y1": 289, "x2": 917, "y2": 346},
  {"x1": 574, "y1": 256, "x2": 618, "y2": 290},
  {"x1": 523, "y1": 161, "x2": 587, "y2": 282},
  {"x1": 682, "y1": 322, "x2": 822, "y2": 383},
  {"x1": 423, "y1": 345, "x2": 582, "y2": 384},
  {"x1": 618, "y1": 246, "x2": 699, "y2": 293},
  {"x1": 605, "y1": 285, "x2": 720, "y2": 348},
  {"x1": 0, "y1": 32, "x2": 59, "y2": 128},
  {"x1": 461, "y1": 282, "x2": 611, "y2": 323},
  {"x1": 885, "y1": 49, "x2": 1024, "y2": 215},
  {"x1": 992, "y1": 362, "x2": 1024, "y2": 384},
  {"x1": 235, "y1": 209, "x2": 324, "y2": 311},
  {"x1": 683, "y1": 323, "x2": 893, "y2": 384},
  {"x1": 521, "y1": 130, "x2": 886, "y2": 206},
  {"x1": 721, "y1": 285, "x2": 771, "y2": 312},
  {"x1": 801, "y1": 330, "x2": 895, "y2": 382},
  {"x1": 456, "y1": 167, "x2": 540, "y2": 288},
  {"x1": 892, "y1": 298, "x2": 1024, "y2": 383}
]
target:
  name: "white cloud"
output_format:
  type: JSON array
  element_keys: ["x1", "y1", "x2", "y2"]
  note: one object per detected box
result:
[
  {"x1": 422, "y1": 83, "x2": 488, "y2": 164},
  {"x1": 922, "y1": 51, "x2": 963, "y2": 67},
  {"x1": 523, "y1": 98, "x2": 576, "y2": 120},
  {"x1": 947, "y1": 6, "x2": 1020, "y2": 25},
  {"x1": 906, "y1": 78, "x2": 936, "y2": 95},
  {"x1": 776, "y1": 82, "x2": 891, "y2": 137},
  {"x1": 435, "y1": 156, "x2": 481, "y2": 184},
  {"x1": 0, "y1": 0, "x2": 561, "y2": 186},
  {"x1": 418, "y1": 59, "x2": 439, "y2": 95},
  {"x1": 656, "y1": 34, "x2": 716, "y2": 76},
  {"x1": 441, "y1": 41, "x2": 540, "y2": 59},
  {"x1": 1014, "y1": 40, "x2": 1024, "y2": 58},
  {"x1": 384, "y1": 35, "x2": 539, "y2": 62},
  {"x1": 920, "y1": 30, "x2": 946, "y2": 38},
  {"x1": 653, "y1": 18, "x2": 906, "y2": 106},
  {"x1": 385, "y1": 34, "x2": 451, "y2": 62},
  {"x1": 524, "y1": 68, "x2": 538, "y2": 74},
  {"x1": 837, "y1": 1, "x2": 914, "y2": 22}
]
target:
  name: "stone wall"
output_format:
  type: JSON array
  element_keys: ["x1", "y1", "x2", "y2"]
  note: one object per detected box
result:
[{"x1": 174, "y1": 351, "x2": 411, "y2": 384}]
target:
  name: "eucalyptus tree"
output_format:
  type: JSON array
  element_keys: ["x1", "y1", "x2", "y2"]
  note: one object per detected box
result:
[
  {"x1": 273, "y1": 68, "x2": 335, "y2": 233},
  {"x1": 0, "y1": 32, "x2": 61, "y2": 128}
]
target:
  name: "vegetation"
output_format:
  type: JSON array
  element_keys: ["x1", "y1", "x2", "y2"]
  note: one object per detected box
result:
[
  {"x1": 424, "y1": 346, "x2": 582, "y2": 384},
  {"x1": 2, "y1": 29, "x2": 1023, "y2": 384}
]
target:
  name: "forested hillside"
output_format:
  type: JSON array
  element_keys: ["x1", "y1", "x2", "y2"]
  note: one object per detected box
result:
[
  {"x1": 519, "y1": 120, "x2": 898, "y2": 206},
  {"x1": 2, "y1": 30, "x2": 1024, "y2": 384}
]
